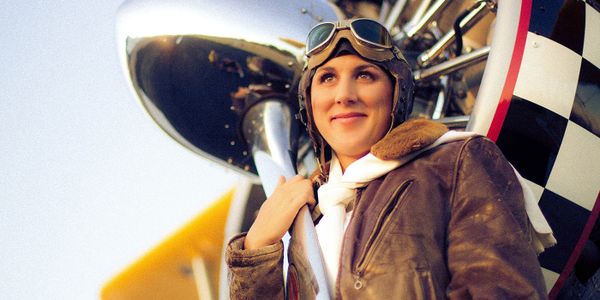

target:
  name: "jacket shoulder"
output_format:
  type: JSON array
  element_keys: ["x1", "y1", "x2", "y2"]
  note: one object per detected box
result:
[{"x1": 371, "y1": 118, "x2": 448, "y2": 160}]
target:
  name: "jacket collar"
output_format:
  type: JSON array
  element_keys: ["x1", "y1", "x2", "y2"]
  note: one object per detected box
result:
[
  {"x1": 309, "y1": 118, "x2": 448, "y2": 188},
  {"x1": 371, "y1": 118, "x2": 448, "y2": 160}
]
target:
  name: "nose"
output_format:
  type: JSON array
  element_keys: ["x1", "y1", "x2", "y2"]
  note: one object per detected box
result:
[{"x1": 334, "y1": 76, "x2": 357, "y2": 105}]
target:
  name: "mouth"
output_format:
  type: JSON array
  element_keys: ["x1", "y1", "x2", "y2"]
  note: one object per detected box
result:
[{"x1": 331, "y1": 112, "x2": 367, "y2": 121}]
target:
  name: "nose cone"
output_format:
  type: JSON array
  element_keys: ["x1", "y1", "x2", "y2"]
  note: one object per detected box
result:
[{"x1": 116, "y1": 0, "x2": 339, "y2": 175}]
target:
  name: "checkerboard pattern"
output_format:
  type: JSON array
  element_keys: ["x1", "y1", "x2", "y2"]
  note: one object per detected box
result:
[{"x1": 492, "y1": 0, "x2": 600, "y2": 295}]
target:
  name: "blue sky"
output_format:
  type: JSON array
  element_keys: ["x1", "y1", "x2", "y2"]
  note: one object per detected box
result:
[{"x1": 0, "y1": 2, "x2": 238, "y2": 299}]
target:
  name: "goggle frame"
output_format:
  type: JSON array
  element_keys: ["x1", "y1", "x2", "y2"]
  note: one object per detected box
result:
[{"x1": 305, "y1": 18, "x2": 393, "y2": 57}]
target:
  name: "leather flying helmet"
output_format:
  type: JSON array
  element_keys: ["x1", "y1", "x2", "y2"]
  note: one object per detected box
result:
[{"x1": 297, "y1": 18, "x2": 414, "y2": 173}]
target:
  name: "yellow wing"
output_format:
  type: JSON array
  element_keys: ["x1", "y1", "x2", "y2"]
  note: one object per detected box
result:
[{"x1": 101, "y1": 189, "x2": 234, "y2": 300}]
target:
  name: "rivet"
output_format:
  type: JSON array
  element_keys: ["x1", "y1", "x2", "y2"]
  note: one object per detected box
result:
[
  {"x1": 354, "y1": 280, "x2": 363, "y2": 289},
  {"x1": 285, "y1": 84, "x2": 291, "y2": 89},
  {"x1": 227, "y1": 158, "x2": 233, "y2": 164},
  {"x1": 301, "y1": 8, "x2": 307, "y2": 14},
  {"x1": 243, "y1": 151, "x2": 248, "y2": 156},
  {"x1": 317, "y1": 16, "x2": 323, "y2": 22},
  {"x1": 288, "y1": 61, "x2": 294, "y2": 67},
  {"x1": 230, "y1": 141, "x2": 236, "y2": 146},
  {"x1": 266, "y1": 82, "x2": 272, "y2": 87},
  {"x1": 244, "y1": 165, "x2": 250, "y2": 171},
  {"x1": 230, "y1": 105, "x2": 235, "y2": 111},
  {"x1": 224, "y1": 124, "x2": 230, "y2": 129},
  {"x1": 180, "y1": 265, "x2": 193, "y2": 276}
]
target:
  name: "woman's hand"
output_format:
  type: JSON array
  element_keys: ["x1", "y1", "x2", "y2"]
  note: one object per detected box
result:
[{"x1": 244, "y1": 175, "x2": 316, "y2": 250}]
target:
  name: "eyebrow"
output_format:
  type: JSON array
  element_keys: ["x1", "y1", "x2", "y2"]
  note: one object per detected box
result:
[{"x1": 316, "y1": 63, "x2": 380, "y2": 73}]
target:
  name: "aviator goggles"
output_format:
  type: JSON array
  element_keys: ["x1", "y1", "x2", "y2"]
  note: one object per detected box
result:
[{"x1": 305, "y1": 18, "x2": 393, "y2": 57}]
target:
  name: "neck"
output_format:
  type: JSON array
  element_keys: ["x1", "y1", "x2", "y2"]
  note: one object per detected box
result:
[{"x1": 335, "y1": 152, "x2": 368, "y2": 173}]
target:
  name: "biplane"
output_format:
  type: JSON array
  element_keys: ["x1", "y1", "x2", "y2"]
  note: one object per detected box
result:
[{"x1": 102, "y1": 0, "x2": 600, "y2": 299}]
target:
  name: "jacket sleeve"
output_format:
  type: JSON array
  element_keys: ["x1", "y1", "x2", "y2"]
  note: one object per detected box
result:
[
  {"x1": 226, "y1": 233, "x2": 285, "y2": 300},
  {"x1": 446, "y1": 137, "x2": 548, "y2": 299}
]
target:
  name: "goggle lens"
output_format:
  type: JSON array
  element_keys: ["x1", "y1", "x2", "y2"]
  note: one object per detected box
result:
[
  {"x1": 305, "y1": 19, "x2": 392, "y2": 56},
  {"x1": 350, "y1": 19, "x2": 392, "y2": 48},
  {"x1": 306, "y1": 23, "x2": 336, "y2": 55}
]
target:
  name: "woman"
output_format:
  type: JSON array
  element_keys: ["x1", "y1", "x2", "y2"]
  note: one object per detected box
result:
[{"x1": 227, "y1": 19, "x2": 551, "y2": 299}]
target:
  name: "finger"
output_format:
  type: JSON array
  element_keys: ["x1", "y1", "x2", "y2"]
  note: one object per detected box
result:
[
  {"x1": 277, "y1": 175, "x2": 286, "y2": 185},
  {"x1": 289, "y1": 174, "x2": 305, "y2": 182},
  {"x1": 306, "y1": 194, "x2": 317, "y2": 208},
  {"x1": 297, "y1": 183, "x2": 316, "y2": 208}
]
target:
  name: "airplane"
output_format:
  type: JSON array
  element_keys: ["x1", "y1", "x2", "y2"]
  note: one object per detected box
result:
[{"x1": 102, "y1": 0, "x2": 600, "y2": 299}]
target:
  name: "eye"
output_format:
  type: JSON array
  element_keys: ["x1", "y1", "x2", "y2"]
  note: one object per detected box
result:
[
  {"x1": 357, "y1": 71, "x2": 374, "y2": 81},
  {"x1": 317, "y1": 72, "x2": 336, "y2": 84}
]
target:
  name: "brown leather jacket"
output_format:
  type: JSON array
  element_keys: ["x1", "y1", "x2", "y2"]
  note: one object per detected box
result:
[{"x1": 226, "y1": 119, "x2": 547, "y2": 299}]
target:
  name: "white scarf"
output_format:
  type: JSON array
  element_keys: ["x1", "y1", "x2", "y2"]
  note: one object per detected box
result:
[{"x1": 315, "y1": 131, "x2": 556, "y2": 291}]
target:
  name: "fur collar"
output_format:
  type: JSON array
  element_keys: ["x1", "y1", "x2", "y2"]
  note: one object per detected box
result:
[
  {"x1": 309, "y1": 118, "x2": 448, "y2": 187},
  {"x1": 371, "y1": 118, "x2": 449, "y2": 160}
]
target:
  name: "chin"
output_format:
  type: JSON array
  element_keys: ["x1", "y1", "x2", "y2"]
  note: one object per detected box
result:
[{"x1": 331, "y1": 142, "x2": 370, "y2": 158}]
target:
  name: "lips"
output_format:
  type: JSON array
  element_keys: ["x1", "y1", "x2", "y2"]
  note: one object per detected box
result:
[{"x1": 331, "y1": 112, "x2": 367, "y2": 121}]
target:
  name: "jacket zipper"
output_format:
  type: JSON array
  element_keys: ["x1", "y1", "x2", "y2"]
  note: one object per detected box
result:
[{"x1": 352, "y1": 180, "x2": 413, "y2": 289}]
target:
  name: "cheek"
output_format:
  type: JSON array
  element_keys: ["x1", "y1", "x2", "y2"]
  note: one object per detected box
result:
[
  {"x1": 367, "y1": 82, "x2": 393, "y2": 113},
  {"x1": 380, "y1": 80, "x2": 394, "y2": 115},
  {"x1": 310, "y1": 87, "x2": 330, "y2": 125},
  {"x1": 384, "y1": 90, "x2": 393, "y2": 115},
  {"x1": 370, "y1": 82, "x2": 393, "y2": 134}
]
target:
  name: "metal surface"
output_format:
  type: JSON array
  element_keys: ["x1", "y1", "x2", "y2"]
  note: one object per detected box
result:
[
  {"x1": 394, "y1": 0, "x2": 451, "y2": 43},
  {"x1": 436, "y1": 115, "x2": 470, "y2": 129},
  {"x1": 116, "y1": 0, "x2": 339, "y2": 177},
  {"x1": 242, "y1": 100, "x2": 297, "y2": 191},
  {"x1": 467, "y1": 0, "x2": 520, "y2": 133},
  {"x1": 383, "y1": 0, "x2": 408, "y2": 29},
  {"x1": 393, "y1": 0, "x2": 432, "y2": 36},
  {"x1": 288, "y1": 206, "x2": 331, "y2": 299},
  {"x1": 191, "y1": 256, "x2": 214, "y2": 300},
  {"x1": 417, "y1": 0, "x2": 490, "y2": 66},
  {"x1": 410, "y1": 0, "x2": 434, "y2": 29},
  {"x1": 432, "y1": 76, "x2": 449, "y2": 119},
  {"x1": 242, "y1": 100, "x2": 331, "y2": 299},
  {"x1": 414, "y1": 46, "x2": 490, "y2": 81}
]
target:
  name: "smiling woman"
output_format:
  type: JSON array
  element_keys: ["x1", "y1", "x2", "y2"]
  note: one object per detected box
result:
[
  {"x1": 310, "y1": 54, "x2": 393, "y2": 171},
  {"x1": 226, "y1": 18, "x2": 553, "y2": 299}
]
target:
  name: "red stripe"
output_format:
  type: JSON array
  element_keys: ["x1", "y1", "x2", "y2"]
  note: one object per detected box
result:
[
  {"x1": 549, "y1": 191, "x2": 600, "y2": 299},
  {"x1": 486, "y1": 0, "x2": 532, "y2": 142}
]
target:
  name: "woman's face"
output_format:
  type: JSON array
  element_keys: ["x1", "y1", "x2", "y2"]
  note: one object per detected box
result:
[{"x1": 310, "y1": 54, "x2": 393, "y2": 169}]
